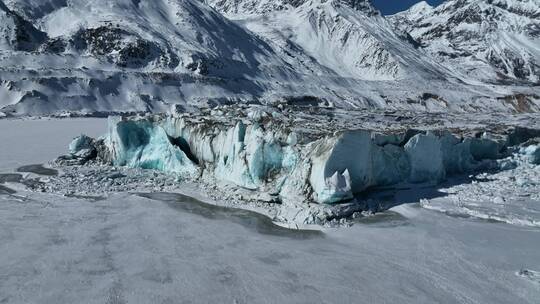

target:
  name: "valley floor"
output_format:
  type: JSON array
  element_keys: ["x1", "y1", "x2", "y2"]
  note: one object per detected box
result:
[{"x1": 0, "y1": 118, "x2": 539, "y2": 303}]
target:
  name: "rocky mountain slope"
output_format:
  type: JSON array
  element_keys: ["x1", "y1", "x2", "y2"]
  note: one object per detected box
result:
[
  {"x1": 0, "y1": 1, "x2": 46, "y2": 51},
  {"x1": 0, "y1": 0, "x2": 538, "y2": 116},
  {"x1": 391, "y1": 0, "x2": 540, "y2": 84},
  {"x1": 0, "y1": 0, "x2": 313, "y2": 115},
  {"x1": 228, "y1": 0, "x2": 450, "y2": 81}
]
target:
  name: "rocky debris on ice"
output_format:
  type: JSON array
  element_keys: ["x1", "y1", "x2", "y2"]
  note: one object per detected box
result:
[
  {"x1": 27, "y1": 165, "x2": 183, "y2": 197},
  {"x1": 518, "y1": 269, "x2": 540, "y2": 284},
  {"x1": 46, "y1": 105, "x2": 540, "y2": 225},
  {"x1": 420, "y1": 149, "x2": 540, "y2": 227}
]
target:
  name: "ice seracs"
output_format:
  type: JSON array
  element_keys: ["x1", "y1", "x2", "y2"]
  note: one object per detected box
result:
[
  {"x1": 420, "y1": 143, "x2": 540, "y2": 228},
  {"x1": 321, "y1": 169, "x2": 353, "y2": 204},
  {"x1": 520, "y1": 144, "x2": 540, "y2": 164},
  {"x1": 405, "y1": 133, "x2": 445, "y2": 183},
  {"x1": 106, "y1": 117, "x2": 200, "y2": 177},
  {"x1": 55, "y1": 105, "x2": 540, "y2": 225}
]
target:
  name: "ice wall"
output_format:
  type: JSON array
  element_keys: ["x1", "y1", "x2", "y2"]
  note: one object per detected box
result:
[
  {"x1": 106, "y1": 117, "x2": 199, "y2": 177},
  {"x1": 162, "y1": 115, "x2": 298, "y2": 191},
  {"x1": 95, "y1": 112, "x2": 536, "y2": 207}
]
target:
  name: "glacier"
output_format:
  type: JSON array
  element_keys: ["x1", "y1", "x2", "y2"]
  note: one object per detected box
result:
[
  {"x1": 106, "y1": 117, "x2": 199, "y2": 177},
  {"x1": 59, "y1": 105, "x2": 540, "y2": 224}
]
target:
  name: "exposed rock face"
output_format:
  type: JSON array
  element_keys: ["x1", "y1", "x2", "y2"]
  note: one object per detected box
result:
[
  {"x1": 204, "y1": 0, "x2": 379, "y2": 16},
  {"x1": 0, "y1": 1, "x2": 46, "y2": 51},
  {"x1": 4, "y1": 0, "x2": 69, "y2": 20},
  {"x1": 73, "y1": 26, "x2": 160, "y2": 68},
  {"x1": 333, "y1": 0, "x2": 379, "y2": 15},
  {"x1": 202, "y1": 0, "x2": 305, "y2": 16}
]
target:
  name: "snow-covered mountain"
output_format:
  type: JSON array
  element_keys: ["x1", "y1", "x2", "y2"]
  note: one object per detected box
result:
[
  {"x1": 0, "y1": 1, "x2": 46, "y2": 51},
  {"x1": 391, "y1": 0, "x2": 540, "y2": 84},
  {"x1": 0, "y1": 0, "x2": 314, "y2": 115},
  {"x1": 226, "y1": 0, "x2": 448, "y2": 80},
  {"x1": 6, "y1": 0, "x2": 295, "y2": 74},
  {"x1": 0, "y1": 0, "x2": 538, "y2": 116}
]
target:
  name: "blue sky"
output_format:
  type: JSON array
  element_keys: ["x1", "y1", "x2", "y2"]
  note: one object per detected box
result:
[{"x1": 371, "y1": 0, "x2": 445, "y2": 15}]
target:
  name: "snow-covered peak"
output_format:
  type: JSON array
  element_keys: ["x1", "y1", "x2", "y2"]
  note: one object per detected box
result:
[
  {"x1": 421, "y1": 0, "x2": 540, "y2": 35},
  {"x1": 389, "y1": 1, "x2": 433, "y2": 35},
  {"x1": 2, "y1": 0, "x2": 292, "y2": 73},
  {"x1": 234, "y1": 0, "x2": 446, "y2": 81},
  {"x1": 403, "y1": 1, "x2": 433, "y2": 17},
  {"x1": 391, "y1": 0, "x2": 540, "y2": 83},
  {"x1": 410, "y1": 1, "x2": 433, "y2": 11},
  {"x1": 437, "y1": 0, "x2": 540, "y2": 17},
  {"x1": 0, "y1": 0, "x2": 538, "y2": 117},
  {"x1": 394, "y1": 0, "x2": 540, "y2": 33},
  {"x1": 296, "y1": 0, "x2": 380, "y2": 18}
]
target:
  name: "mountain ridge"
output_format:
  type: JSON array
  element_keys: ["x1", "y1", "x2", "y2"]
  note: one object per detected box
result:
[
  {"x1": 391, "y1": 0, "x2": 540, "y2": 84},
  {"x1": 0, "y1": 0, "x2": 538, "y2": 117}
]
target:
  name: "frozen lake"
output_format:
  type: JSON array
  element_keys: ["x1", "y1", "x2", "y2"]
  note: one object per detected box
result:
[
  {"x1": 0, "y1": 118, "x2": 539, "y2": 303},
  {"x1": 0, "y1": 118, "x2": 107, "y2": 172}
]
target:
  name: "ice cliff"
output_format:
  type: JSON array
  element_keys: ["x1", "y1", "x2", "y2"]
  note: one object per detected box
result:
[{"x1": 66, "y1": 106, "x2": 540, "y2": 217}]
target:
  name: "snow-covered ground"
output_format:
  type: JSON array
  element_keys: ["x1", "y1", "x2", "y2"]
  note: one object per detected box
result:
[{"x1": 1, "y1": 118, "x2": 540, "y2": 303}]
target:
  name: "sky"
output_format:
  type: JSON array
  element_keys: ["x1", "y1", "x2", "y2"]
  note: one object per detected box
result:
[{"x1": 371, "y1": 0, "x2": 445, "y2": 15}]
